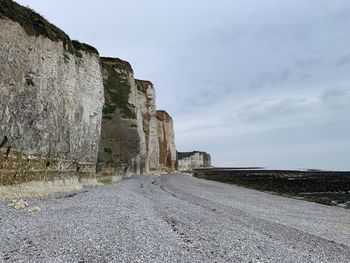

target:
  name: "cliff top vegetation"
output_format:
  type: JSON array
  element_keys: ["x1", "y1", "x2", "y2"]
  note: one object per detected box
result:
[
  {"x1": 101, "y1": 61, "x2": 136, "y2": 120},
  {"x1": 0, "y1": 0, "x2": 98, "y2": 57},
  {"x1": 101, "y1": 57, "x2": 133, "y2": 73},
  {"x1": 177, "y1": 151, "x2": 207, "y2": 160}
]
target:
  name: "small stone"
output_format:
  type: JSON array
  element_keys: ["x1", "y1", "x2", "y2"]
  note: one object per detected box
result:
[
  {"x1": 8, "y1": 199, "x2": 28, "y2": 209},
  {"x1": 28, "y1": 207, "x2": 41, "y2": 213},
  {"x1": 15, "y1": 199, "x2": 28, "y2": 209}
]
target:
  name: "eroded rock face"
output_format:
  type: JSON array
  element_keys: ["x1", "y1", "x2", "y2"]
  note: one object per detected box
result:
[
  {"x1": 157, "y1": 111, "x2": 176, "y2": 170},
  {"x1": 0, "y1": 0, "x2": 182, "y2": 189},
  {"x1": 98, "y1": 58, "x2": 147, "y2": 176},
  {"x1": 177, "y1": 151, "x2": 211, "y2": 171},
  {"x1": 136, "y1": 80, "x2": 160, "y2": 171},
  {"x1": 98, "y1": 59, "x2": 165, "y2": 176},
  {"x1": 0, "y1": 16, "x2": 104, "y2": 185}
]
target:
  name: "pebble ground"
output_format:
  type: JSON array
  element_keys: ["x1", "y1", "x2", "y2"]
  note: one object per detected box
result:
[{"x1": 0, "y1": 174, "x2": 349, "y2": 262}]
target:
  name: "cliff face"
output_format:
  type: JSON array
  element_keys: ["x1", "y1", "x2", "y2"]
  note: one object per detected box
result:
[
  {"x1": 177, "y1": 151, "x2": 211, "y2": 171},
  {"x1": 98, "y1": 65, "x2": 180, "y2": 174},
  {"x1": 0, "y1": 0, "x2": 209, "y2": 195},
  {"x1": 98, "y1": 58, "x2": 147, "y2": 176},
  {"x1": 0, "y1": 13, "x2": 104, "y2": 186},
  {"x1": 157, "y1": 111, "x2": 176, "y2": 170},
  {"x1": 136, "y1": 80, "x2": 160, "y2": 171},
  {"x1": 99, "y1": 67, "x2": 180, "y2": 174}
]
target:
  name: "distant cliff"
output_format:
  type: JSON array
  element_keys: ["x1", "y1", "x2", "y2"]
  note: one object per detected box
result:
[
  {"x1": 0, "y1": 0, "x2": 211, "y2": 196},
  {"x1": 177, "y1": 151, "x2": 211, "y2": 171}
]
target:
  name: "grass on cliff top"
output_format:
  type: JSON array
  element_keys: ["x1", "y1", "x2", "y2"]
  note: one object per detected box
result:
[
  {"x1": 177, "y1": 151, "x2": 201, "y2": 160},
  {"x1": 0, "y1": 0, "x2": 98, "y2": 57},
  {"x1": 101, "y1": 57, "x2": 133, "y2": 73},
  {"x1": 102, "y1": 62, "x2": 136, "y2": 119}
]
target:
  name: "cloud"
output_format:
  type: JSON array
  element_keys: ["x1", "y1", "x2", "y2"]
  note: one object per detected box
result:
[
  {"x1": 336, "y1": 54, "x2": 350, "y2": 67},
  {"x1": 250, "y1": 68, "x2": 290, "y2": 90},
  {"x1": 321, "y1": 88, "x2": 350, "y2": 111},
  {"x1": 295, "y1": 57, "x2": 323, "y2": 68},
  {"x1": 176, "y1": 79, "x2": 235, "y2": 113},
  {"x1": 237, "y1": 97, "x2": 314, "y2": 122}
]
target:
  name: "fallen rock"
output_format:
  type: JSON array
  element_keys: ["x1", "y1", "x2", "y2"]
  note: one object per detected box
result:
[
  {"x1": 28, "y1": 207, "x2": 41, "y2": 213},
  {"x1": 8, "y1": 199, "x2": 28, "y2": 209}
]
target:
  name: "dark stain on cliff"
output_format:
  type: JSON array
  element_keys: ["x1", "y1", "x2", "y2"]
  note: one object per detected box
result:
[
  {"x1": 0, "y1": 136, "x2": 8, "y2": 148},
  {"x1": 98, "y1": 58, "x2": 142, "y2": 172},
  {"x1": 101, "y1": 57, "x2": 136, "y2": 120}
]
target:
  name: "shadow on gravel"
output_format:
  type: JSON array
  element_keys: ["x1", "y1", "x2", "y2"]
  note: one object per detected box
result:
[{"x1": 54, "y1": 189, "x2": 90, "y2": 200}]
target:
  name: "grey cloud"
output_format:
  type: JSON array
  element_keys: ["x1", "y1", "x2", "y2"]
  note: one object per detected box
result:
[
  {"x1": 237, "y1": 98, "x2": 312, "y2": 122},
  {"x1": 187, "y1": 26, "x2": 246, "y2": 48},
  {"x1": 300, "y1": 73, "x2": 312, "y2": 81},
  {"x1": 250, "y1": 68, "x2": 290, "y2": 90},
  {"x1": 336, "y1": 54, "x2": 350, "y2": 67},
  {"x1": 295, "y1": 57, "x2": 323, "y2": 68},
  {"x1": 177, "y1": 80, "x2": 234, "y2": 113},
  {"x1": 321, "y1": 88, "x2": 350, "y2": 111}
]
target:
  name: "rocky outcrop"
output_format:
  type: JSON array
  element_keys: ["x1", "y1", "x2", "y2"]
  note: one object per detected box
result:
[
  {"x1": 98, "y1": 58, "x2": 147, "y2": 176},
  {"x1": 98, "y1": 60, "x2": 165, "y2": 176},
  {"x1": 157, "y1": 111, "x2": 176, "y2": 170},
  {"x1": 177, "y1": 151, "x2": 211, "y2": 171},
  {"x1": 136, "y1": 80, "x2": 160, "y2": 171},
  {"x1": 0, "y1": 2, "x2": 104, "y2": 188}
]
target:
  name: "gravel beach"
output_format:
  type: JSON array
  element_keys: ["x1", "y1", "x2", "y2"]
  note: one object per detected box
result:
[{"x1": 0, "y1": 173, "x2": 349, "y2": 262}]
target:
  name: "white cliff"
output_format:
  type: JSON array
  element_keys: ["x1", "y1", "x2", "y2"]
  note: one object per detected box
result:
[{"x1": 0, "y1": 15, "x2": 104, "y2": 187}]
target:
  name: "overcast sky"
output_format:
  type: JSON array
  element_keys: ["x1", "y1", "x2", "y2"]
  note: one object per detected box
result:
[{"x1": 16, "y1": 0, "x2": 350, "y2": 170}]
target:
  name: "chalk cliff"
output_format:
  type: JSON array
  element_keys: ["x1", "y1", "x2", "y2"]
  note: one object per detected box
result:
[
  {"x1": 135, "y1": 80, "x2": 160, "y2": 171},
  {"x1": 157, "y1": 111, "x2": 176, "y2": 170},
  {"x1": 98, "y1": 60, "x2": 164, "y2": 175},
  {"x1": 177, "y1": 151, "x2": 211, "y2": 171},
  {"x1": 0, "y1": 1, "x2": 104, "y2": 188},
  {"x1": 98, "y1": 58, "x2": 148, "y2": 176},
  {"x1": 0, "y1": 0, "x2": 213, "y2": 195}
]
